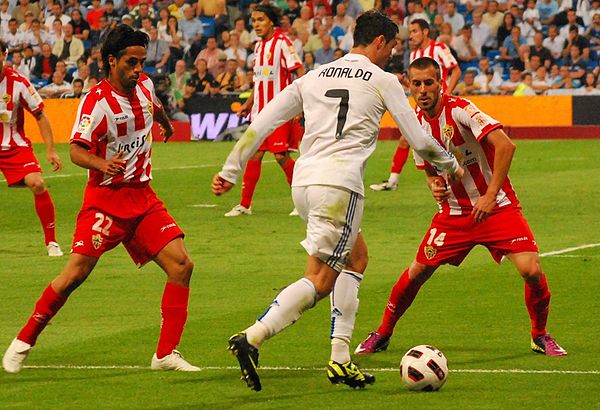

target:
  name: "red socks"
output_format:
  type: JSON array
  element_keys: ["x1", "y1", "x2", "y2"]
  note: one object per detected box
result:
[
  {"x1": 377, "y1": 269, "x2": 422, "y2": 337},
  {"x1": 391, "y1": 146, "x2": 410, "y2": 174},
  {"x1": 156, "y1": 282, "x2": 190, "y2": 359},
  {"x1": 240, "y1": 159, "x2": 262, "y2": 209},
  {"x1": 281, "y1": 158, "x2": 295, "y2": 185},
  {"x1": 34, "y1": 190, "x2": 57, "y2": 245},
  {"x1": 17, "y1": 285, "x2": 67, "y2": 346},
  {"x1": 525, "y1": 274, "x2": 551, "y2": 339}
]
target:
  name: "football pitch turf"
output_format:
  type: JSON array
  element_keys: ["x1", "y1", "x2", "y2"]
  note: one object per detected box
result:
[{"x1": 1, "y1": 140, "x2": 599, "y2": 409}]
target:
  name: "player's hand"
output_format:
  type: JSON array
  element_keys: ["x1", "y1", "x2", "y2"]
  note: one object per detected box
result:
[
  {"x1": 430, "y1": 177, "x2": 450, "y2": 203},
  {"x1": 237, "y1": 101, "x2": 251, "y2": 118},
  {"x1": 471, "y1": 193, "x2": 496, "y2": 223},
  {"x1": 102, "y1": 151, "x2": 126, "y2": 176},
  {"x1": 211, "y1": 174, "x2": 233, "y2": 195},
  {"x1": 47, "y1": 149, "x2": 62, "y2": 171},
  {"x1": 161, "y1": 122, "x2": 174, "y2": 143},
  {"x1": 446, "y1": 166, "x2": 464, "y2": 185}
]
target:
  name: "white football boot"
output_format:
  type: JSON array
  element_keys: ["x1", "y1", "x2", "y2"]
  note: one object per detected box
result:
[
  {"x1": 151, "y1": 350, "x2": 200, "y2": 371},
  {"x1": 3, "y1": 338, "x2": 32, "y2": 373}
]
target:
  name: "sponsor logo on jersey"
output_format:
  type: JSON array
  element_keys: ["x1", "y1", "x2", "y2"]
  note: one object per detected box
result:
[
  {"x1": 160, "y1": 222, "x2": 177, "y2": 233},
  {"x1": 424, "y1": 245, "x2": 437, "y2": 260},
  {"x1": 115, "y1": 114, "x2": 129, "y2": 122},
  {"x1": 77, "y1": 114, "x2": 93, "y2": 133},
  {"x1": 473, "y1": 113, "x2": 488, "y2": 127},
  {"x1": 510, "y1": 236, "x2": 530, "y2": 244},
  {"x1": 463, "y1": 103, "x2": 479, "y2": 117},
  {"x1": 92, "y1": 234, "x2": 103, "y2": 250},
  {"x1": 442, "y1": 124, "x2": 454, "y2": 142},
  {"x1": 2, "y1": 93, "x2": 11, "y2": 103},
  {"x1": 73, "y1": 240, "x2": 84, "y2": 248}
]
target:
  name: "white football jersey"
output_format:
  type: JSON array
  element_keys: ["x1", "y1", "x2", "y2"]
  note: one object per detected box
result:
[{"x1": 220, "y1": 53, "x2": 458, "y2": 195}]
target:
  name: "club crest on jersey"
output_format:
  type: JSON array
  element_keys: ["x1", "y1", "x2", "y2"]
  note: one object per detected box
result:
[
  {"x1": 77, "y1": 114, "x2": 93, "y2": 133},
  {"x1": 2, "y1": 93, "x2": 11, "y2": 104},
  {"x1": 424, "y1": 246, "x2": 437, "y2": 260},
  {"x1": 92, "y1": 234, "x2": 103, "y2": 250},
  {"x1": 442, "y1": 124, "x2": 454, "y2": 142},
  {"x1": 0, "y1": 112, "x2": 10, "y2": 122},
  {"x1": 146, "y1": 102, "x2": 153, "y2": 115}
]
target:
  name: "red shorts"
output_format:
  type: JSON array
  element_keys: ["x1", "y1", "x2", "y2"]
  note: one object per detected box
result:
[
  {"x1": 0, "y1": 147, "x2": 42, "y2": 186},
  {"x1": 72, "y1": 184, "x2": 184, "y2": 267},
  {"x1": 416, "y1": 208, "x2": 538, "y2": 266},
  {"x1": 288, "y1": 117, "x2": 304, "y2": 151},
  {"x1": 258, "y1": 121, "x2": 293, "y2": 153}
]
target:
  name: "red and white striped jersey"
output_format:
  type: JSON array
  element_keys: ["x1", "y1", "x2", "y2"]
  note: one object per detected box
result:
[
  {"x1": 413, "y1": 95, "x2": 519, "y2": 216},
  {"x1": 0, "y1": 67, "x2": 44, "y2": 153},
  {"x1": 410, "y1": 40, "x2": 458, "y2": 91},
  {"x1": 251, "y1": 28, "x2": 303, "y2": 118},
  {"x1": 70, "y1": 74, "x2": 161, "y2": 187}
]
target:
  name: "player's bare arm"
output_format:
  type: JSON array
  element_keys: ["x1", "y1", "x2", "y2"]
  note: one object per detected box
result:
[
  {"x1": 471, "y1": 129, "x2": 516, "y2": 222},
  {"x1": 445, "y1": 65, "x2": 461, "y2": 95},
  {"x1": 70, "y1": 143, "x2": 125, "y2": 176},
  {"x1": 34, "y1": 111, "x2": 62, "y2": 171},
  {"x1": 154, "y1": 106, "x2": 174, "y2": 143},
  {"x1": 237, "y1": 88, "x2": 254, "y2": 118},
  {"x1": 425, "y1": 167, "x2": 450, "y2": 203}
]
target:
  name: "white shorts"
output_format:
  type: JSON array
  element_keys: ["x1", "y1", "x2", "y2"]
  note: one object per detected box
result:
[{"x1": 292, "y1": 185, "x2": 364, "y2": 273}]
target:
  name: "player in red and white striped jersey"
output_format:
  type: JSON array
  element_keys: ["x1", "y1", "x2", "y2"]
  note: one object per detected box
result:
[
  {"x1": 355, "y1": 57, "x2": 567, "y2": 357},
  {"x1": 225, "y1": 4, "x2": 305, "y2": 217},
  {"x1": 370, "y1": 18, "x2": 462, "y2": 192},
  {"x1": 3, "y1": 26, "x2": 199, "y2": 374},
  {"x1": 0, "y1": 40, "x2": 64, "y2": 257}
]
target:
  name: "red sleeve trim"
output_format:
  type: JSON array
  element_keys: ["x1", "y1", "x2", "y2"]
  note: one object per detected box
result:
[
  {"x1": 476, "y1": 123, "x2": 503, "y2": 141},
  {"x1": 287, "y1": 61, "x2": 303, "y2": 73}
]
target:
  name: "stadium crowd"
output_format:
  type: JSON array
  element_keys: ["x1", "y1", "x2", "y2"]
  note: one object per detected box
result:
[{"x1": 1, "y1": 0, "x2": 599, "y2": 117}]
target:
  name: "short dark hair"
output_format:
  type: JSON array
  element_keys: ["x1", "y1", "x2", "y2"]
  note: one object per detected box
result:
[
  {"x1": 101, "y1": 24, "x2": 149, "y2": 77},
  {"x1": 73, "y1": 78, "x2": 84, "y2": 86},
  {"x1": 409, "y1": 57, "x2": 441, "y2": 80},
  {"x1": 255, "y1": 4, "x2": 281, "y2": 26},
  {"x1": 353, "y1": 10, "x2": 398, "y2": 47},
  {"x1": 410, "y1": 18, "x2": 430, "y2": 32}
]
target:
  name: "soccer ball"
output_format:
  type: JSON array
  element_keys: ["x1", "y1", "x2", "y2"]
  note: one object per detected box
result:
[{"x1": 400, "y1": 345, "x2": 448, "y2": 391}]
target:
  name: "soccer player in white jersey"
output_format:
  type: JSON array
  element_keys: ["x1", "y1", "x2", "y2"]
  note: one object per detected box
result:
[
  {"x1": 212, "y1": 11, "x2": 463, "y2": 391},
  {"x1": 355, "y1": 57, "x2": 567, "y2": 357},
  {"x1": 370, "y1": 18, "x2": 462, "y2": 192},
  {"x1": 0, "y1": 40, "x2": 63, "y2": 257},
  {"x1": 224, "y1": 4, "x2": 305, "y2": 217},
  {"x1": 3, "y1": 25, "x2": 199, "y2": 374}
]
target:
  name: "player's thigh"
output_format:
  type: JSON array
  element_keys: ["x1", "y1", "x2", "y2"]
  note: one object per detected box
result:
[
  {"x1": 124, "y1": 204, "x2": 185, "y2": 268},
  {"x1": 51, "y1": 253, "x2": 99, "y2": 295},
  {"x1": 345, "y1": 232, "x2": 368, "y2": 274},
  {"x1": 0, "y1": 148, "x2": 43, "y2": 187},
  {"x1": 506, "y1": 252, "x2": 542, "y2": 280},
  {"x1": 153, "y1": 237, "x2": 193, "y2": 286},
  {"x1": 263, "y1": 121, "x2": 292, "y2": 154},
  {"x1": 415, "y1": 214, "x2": 475, "y2": 266},
  {"x1": 292, "y1": 185, "x2": 364, "y2": 273},
  {"x1": 478, "y1": 209, "x2": 539, "y2": 264},
  {"x1": 72, "y1": 208, "x2": 130, "y2": 259}
]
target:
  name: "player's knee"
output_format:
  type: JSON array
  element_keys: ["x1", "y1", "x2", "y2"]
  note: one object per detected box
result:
[
  {"x1": 520, "y1": 260, "x2": 543, "y2": 282},
  {"x1": 345, "y1": 251, "x2": 368, "y2": 274},
  {"x1": 408, "y1": 262, "x2": 434, "y2": 285},
  {"x1": 168, "y1": 255, "x2": 194, "y2": 285},
  {"x1": 28, "y1": 178, "x2": 46, "y2": 194},
  {"x1": 311, "y1": 276, "x2": 335, "y2": 300},
  {"x1": 275, "y1": 153, "x2": 289, "y2": 166}
]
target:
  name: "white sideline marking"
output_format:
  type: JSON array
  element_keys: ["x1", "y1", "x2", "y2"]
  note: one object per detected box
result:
[
  {"x1": 540, "y1": 243, "x2": 600, "y2": 257},
  {"x1": 189, "y1": 204, "x2": 218, "y2": 208},
  {"x1": 23, "y1": 365, "x2": 600, "y2": 375}
]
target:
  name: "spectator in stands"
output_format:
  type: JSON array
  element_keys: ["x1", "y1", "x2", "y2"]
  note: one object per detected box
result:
[
  {"x1": 38, "y1": 70, "x2": 72, "y2": 98},
  {"x1": 471, "y1": 11, "x2": 492, "y2": 54},
  {"x1": 500, "y1": 25, "x2": 526, "y2": 61},
  {"x1": 46, "y1": 19, "x2": 63, "y2": 47},
  {"x1": 340, "y1": 0, "x2": 363, "y2": 19},
  {"x1": 0, "y1": 1, "x2": 10, "y2": 33},
  {"x1": 499, "y1": 66, "x2": 522, "y2": 94},
  {"x1": 103, "y1": 0, "x2": 121, "y2": 23},
  {"x1": 197, "y1": 0, "x2": 218, "y2": 18},
  {"x1": 586, "y1": 13, "x2": 600, "y2": 53},
  {"x1": 303, "y1": 50, "x2": 318, "y2": 71},
  {"x1": 133, "y1": 1, "x2": 156, "y2": 28},
  {"x1": 586, "y1": 0, "x2": 600, "y2": 25},
  {"x1": 528, "y1": 32, "x2": 551, "y2": 69},
  {"x1": 576, "y1": 71, "x2": 600, "y2": 94},
  {"x1": 18, "y1": 9, "x2": 33, "y2": 33},
  {"x1": 444, "y1": 1, "x2": 466, "y2": 34},
  {"x1": 287, "y1": 27, "x2": 304, "y2": 60},
  {"x1": 232, "y1": 17, "x2": 252, "y2": 49},
  {"x1": 61, "y1": 78, "x2": 84, "y2": 98},
  {"x1": 333, "y1": 3, "x2": 353, "y2": 32},
  {"x1": 145, "y1": 26, "x2": 170, "y2": 74},
  {"x1": 314, "y1": 33, "x2": 335, "y2": 65},
  {"x1": 179, "y1": 4, "x2": 204, "y2": 60},
  {"x1": 532, "y1": 65, "x2": 552, "y2": 94},
  {"x1": 52, "y1": 22, "x2": 84, "y2": 67},
  {"x1": 22, "y1": 45, "x2": 35, "y2": 72},
  {"x1": 121, "y1": 14, "x2": 134, "y2": 28},
  {"x1": 497, "y1": 12, "x2": 516, "y2": 48},
  {"x1": 483, "y1": 1, "x2": 504, "y2": 47},
  {"x1": 219, "y1": 29, "x2": 231, "y2": 49},
  {"x1": 169, "y1": 0, "x2": 186, "y2": 21},
  {"x1": 54, "y1": 59, "x2": 73, "y2": 83},
  {"x1": 195, "y1": 36, "x2": 223, "y2": 77},
  {"x1": 454, "y1": 69, "x2": 482, "y2": 95},
  {"x1": 452, "y1": 24, "x2": 481, "y2": 63},
  {"x1": 90, "y1": 14, "x2": 110, "y2": 45},
  {"x1": 387, "y1": 0, "x2": 405, "y2": 19},
  {"x1": 304, "y1": 22, "x2": 330, "y2": 53},
  {"x1": 6, "y1": 18, "x2": 26, "y2": 54},
  {"x1": 9, "y1": 49, "x2": 29, "y2": 78},
  {"x1": 563, "y1": 24, "x2": 590, "y2": 59},
  {"x1": 32, "y1": 43, "x2": 57, "y2": 80},
  {"x1": 216, "y1": 58, "x2": 243, "y2": 93},
  {"x1": 165, "y1": 15, "x2": 185, "y2": 68},
  {"x1": 25, "y1": 19, "x2": 48, "y2": 53},
  {"x1": 213, "y1": 0, "x2": 231, "y2": 37},
  {"x1": 475, "y1": 57, "x2": 501, "y2": 91},
  {"x1": 169, "y1": 59, "x2": 190, "y2": 99},
  {"x1": 64, "y1": 0, "x2": 87, "y2": 21},
  {"x1": 156, "y1": 7, "x2": 170, "y2": 39},
  {"x1": 552, "y1": 64, "x2": 573, "y2": 88},
  {"x1": 44, "y1": 3, "x2": 70, "y2": 34},
  {"x1": 186, "y1": 58, "x2": 217, "y2": 94},
  {"x1": 12, "y1": 0, "x2": 39, "y2": 26},
  {"x1": 559, "y1": 9, "x2": 584, "y2": 39},
  {"x1": 291, "y1": 6, "x2": 313, "y2": 43},
  {"x1": 513, "y1": 71, "x2": 536, "y2": 95},
  {"x1": 538, "y1": 0, "x2": 560, "y2": 26},
  {"x1": 86, "y1": 0, "x2": 105, "y2": 30},
  {"x1": 543, "y1": 24, "x2": 566, "y2": 60},
  {"x1": 70, "y1": 9, "x2": 90, "y2": 41},
  {"x1": 565, "y1": 44, "x2": 588, "y2": 87},
  {"x1": 225, "y1": 31, "x2": 248, "y2": 69},
  {"x1": 287, "y1": 0, "x2": 301, "y2": 23},
  {"x1": 139, "y1": 16, "x2": 153, "y2": 36}
]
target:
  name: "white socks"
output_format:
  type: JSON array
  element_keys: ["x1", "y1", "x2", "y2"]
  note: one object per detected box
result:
[
  {"x1": 245, "y1": 278, "x2": 317, "y2": 348},
  {"x1": 330, "y1": 270, "x2": 363, "y2": 363},
  {"x1": 388, "y1": 172, "x2": 400, "y2": 186}
]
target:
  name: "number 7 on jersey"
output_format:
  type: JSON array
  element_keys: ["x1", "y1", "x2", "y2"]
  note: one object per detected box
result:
[{"x1": 325, "y1": 89, "x2": 349, "y2": 140}]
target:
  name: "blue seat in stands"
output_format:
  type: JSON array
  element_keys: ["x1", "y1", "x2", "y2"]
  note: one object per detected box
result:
[
  {"x1": 143, "y1": 66, "x2": 156, "y2": 74},
  {"x1": 486, "y1": 50, "x2": 501, "y2": 62},
  {"x1": 199, "y1": 16, "x2": 215, "y2": 38}
]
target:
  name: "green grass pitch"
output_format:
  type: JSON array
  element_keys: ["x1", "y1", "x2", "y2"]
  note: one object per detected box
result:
[{"x1": 1, "y1": 139, "x2": 599, "y2": 409}]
